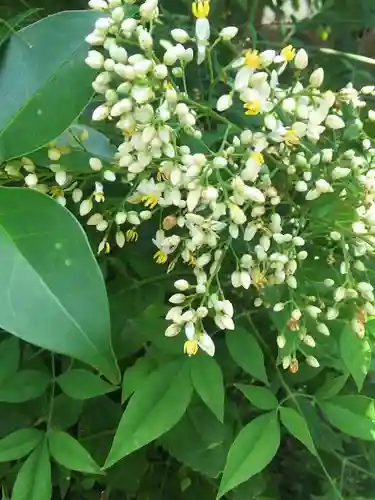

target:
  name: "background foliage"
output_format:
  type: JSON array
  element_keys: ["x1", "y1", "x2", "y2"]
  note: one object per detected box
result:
[{"x1": 1, "y1": 0, "x2": 375, "y2": 499}]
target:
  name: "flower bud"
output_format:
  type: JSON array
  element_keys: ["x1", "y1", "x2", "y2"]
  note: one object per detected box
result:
[
  {"x1": 171, "y1": 29, "x2": 190, "y2": 43},
  {"x1": 306, "y1": 355, "x2": 320, "y2": 368},
  {"x1": 294, "y1": 48, "x2": 308, "y2": 69},
  {"x1": 216, "y1": 94, "x2": 233, "y2": 111},
  {"x1": 309, "y1": 67, "x2": 324, "y2": 87},
  {"x1": 219, "y1": 26, "x2": 238, "y2": 40},
  {"x1": 325, "y1": 114, "x2": 345, "y2": 129}
]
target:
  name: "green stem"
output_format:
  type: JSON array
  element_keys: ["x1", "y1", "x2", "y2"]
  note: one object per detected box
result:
[
  {"x1": 46, "y1": 353, "x2": 56, "y2": 430},
  {"x1": 183, "y1": 97, "x2": 241, "y2": 131}
]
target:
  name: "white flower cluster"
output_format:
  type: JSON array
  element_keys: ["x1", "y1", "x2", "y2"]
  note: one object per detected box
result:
[{"x1": 80, "y1": 0, "x2": 375, "y2": 367}]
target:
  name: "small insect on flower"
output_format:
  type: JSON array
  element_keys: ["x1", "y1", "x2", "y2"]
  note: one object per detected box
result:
[
  {"x1": 184, "y1": 339, "x2": 199, "y2": 356},
  {"x1": 93, "y1": 181, "x2": 105, "y2": 202},
  {"x1": 126, "y1": 228, "x2": 139, "y2": 242}
]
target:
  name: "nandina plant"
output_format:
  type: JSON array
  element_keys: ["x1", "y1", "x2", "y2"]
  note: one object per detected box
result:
[{"x1": 0, "y1": 0, "x2": 375, "y2": 499}]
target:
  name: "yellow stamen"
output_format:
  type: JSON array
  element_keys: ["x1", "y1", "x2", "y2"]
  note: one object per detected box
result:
[
  {"x1": 188, "y1": 255, "x2": 197, "y2": 266},
  {"x1": 244, "y1": 50, "x2": 261, "y2": 69},
  {"x1": 50, "y1": 186, "x2": 64, "y2": 198},
  {"x1": 141, "y1": 194, "x2": 158, "y2": 209},
  {"x1": 154, "y1": 250, "x2": 168, "y2": 264},
  {"x1": 184, "y1": 339, "x2": 199, "y2": 356},
  {"x1": 104, "y1": 241, "x2": 111, "y2": 254},
  {"x1": 126, "y1": 228, "x2": 138, "y2": 242},
  {"x1": 251, "y1": 151, "x2": 264, "y2": 164},
  {"x1": 281, "y1": 45, "x2": 296, "y2": 62},
  {"x1": 192, "y1": 0, "x2": 210, "y2": 18},
  {"x1": 251, "y1": 268, "x2": 267, "y2": 290},
  {"x1": 80, "y1": 129, "x2": 89, "y2": 141},
  {"x1": 164, "y1": 81, "x2": 173, "y2": 90},
  {"x1": 284, "y1": 129, "x2": 300, "y2": 147},
  {"x1": 157, "y1": 170, "x2": 169, "y2": 182},
  {"x1": 93, "y1": 191, "x2": 105, "y2": 203},
  {"x1": 244, "y1": 100, "x2": 261, "y2": 116}
]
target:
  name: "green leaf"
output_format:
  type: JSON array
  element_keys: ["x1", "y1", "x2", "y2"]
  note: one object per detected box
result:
[
  {"x1": 0, "y1": 11, "x2": 101, "y2": 161},
  {"x1": 105, "y1": 360, "x2": 193, "y2": 468},
  {"x1": 121, "y1": 356, "x2": 156, "y2": 403},
  {"x1": 0, "y1": 188, "x2": 119, "y2": 383},
  {"x1": 0, "y1": 429, "x2": 43, "y2": 462},
  {"x1": 218, "y1": 412, "x2": 280, "y2": 498},
  {"x1": 48, "y1": 430, "x2": 101, "y2": 474},
  {"x1": 190, "y1": 355, "x2": 225, "y2": 422},
  {"x1": 226, "y1": 328, "x2": 268, "y2": 384},
  {"x1": 0, "y1": 337, "x2": 19, "y2": 385},
  {"x1": 0, "y1": 370, "x2": 50, "y2": 403},
  {"x1": 11, "y1": 440, "x2": 51, "y2": 500},
  {"x1": 279, "y1": 407, "x2": 317, "y2": 455},
  {"x1": 57, "y1": 369, "x2": 117, "y2": 400},
  {"x1": 235, "y1": 385, "x2": 278, "y2": 410},
  {"x1": 315, "y1": 374, "x2": 348, "y2": 400},
  {"x1": 340, "y1": 327, "x2": 371, "y2": 391},
  {"x1": 50, "y1": 394, "x2": 84, "y2": 430},
  {"x1": 319, "y1": 395, "x2": 375, "y2": 440}
]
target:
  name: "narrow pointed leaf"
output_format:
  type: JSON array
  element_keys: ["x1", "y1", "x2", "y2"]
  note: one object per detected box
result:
[
  {"x1": 105, "y1": 360, "x2": 193, "y2": 468},
  {"x1": 57, "y1": 369, "x2": 117, "y2": 400},
  {"x1": 0, "y1": 370, "x2": 50, "y2": 403},
  {"x1": 11, "y1": 440, "x2": 51, "y2": 500},
  {"x1": 235, "y1": 384, "x2": 278, "y2": 410},
  {"x1": 0, "y1": 429, "x2": 43, "y2": 462},
  {"x1": 0, "y1": 10, "x2": 101, "y2": 161},
  {"x1": 190, "y1": 355, "x2": 225, "y2": 422},
  {"x1": 0, "y1": 188, "x2": 119, "y2": 383},
  {"x1": 226, "y1": 328, "x2": 268, "y2": 384},
  {"x1": 279, "y1": 407, "x2": 317, "y2": 455},
  {"x1": 218, "y1": 412, "x2": 280, "y2": 498},
  {"x1": 48, "y1": 430, "x2": 101, "y2": 474},
  {"x1": 340, "y1": 327, "x2": 371, "y2": 391}
]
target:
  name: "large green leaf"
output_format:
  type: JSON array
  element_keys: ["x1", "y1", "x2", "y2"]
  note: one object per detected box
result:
[
  {"x1": 319, "y1": 395, "x2": 375, "y2": 440},
  {"x1": 0, "y1": 10, "x2": 100, "y2": 161},
  {"x1": 121, "y1": 356, "x2": 156, "y2": 403},
  {"x1": 105, "y1": 359, "x2": 193, "y2": 468},
  {"x1": 340, "y1": 327, "x2": 371, "y2": 391},
  {"x1": 279, "y1": 407, "x2": 317, "y2": 455},
  {"x1": 218, "y1": 412, "x2": 280, "y2": 498},
  {"x1": 190, "y1": 354, "x2": 225, "y2": 422},
  {"x1": 0, "y1": 188, "x2": 119, "y2": 383},
  {"x1": 0, "y1": 428, "x2": 43, "y2": 462},
  {"x1": 226, "y1": 328, "x2": 269, "y2": 384},
  {"x1": 48, "y1": 430, "x2": 101, "y2": 474},
  {"x1": 57, "y1": 369, "x2": 117, "y2": 400},
  {"x1": 0, "y1": 370, "x2": 50, "y2": 403},
  {"x1": 11, "y1": 440, "x2": 51, "y2": 500}
]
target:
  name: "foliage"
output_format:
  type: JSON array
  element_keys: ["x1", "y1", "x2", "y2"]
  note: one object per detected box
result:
[{"x1": 1, "y1": 0, "x2": 375, "y2": 499}]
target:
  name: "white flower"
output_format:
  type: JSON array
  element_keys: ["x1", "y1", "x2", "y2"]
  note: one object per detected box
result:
[
  {"x1": 294, "y1": 48, "x2": 308, "y2": 69},
  {"x1": 216, "y1": 94, "x2": 233, "y2": 111},
  {"x1": 195, "y1": 18, "x2": 210, "y2": 64},
  {"x1": 92, "y1": 104, "x2": 110, "y2": 121},
  {"x1": 25, "y1": 173, "x2": 38, "y2": 187},
  {"x1": 138, "y1": 30, "x2": 153, "y2": 50},
  {"x1": 229, "y1": 204, "x2": 246, "y2": 225},
  {"x1": 219, "y1": 26, "x2": 238, "y2": 40},
  {"x1": 169, "y1": 293, "x2": 185, "y2": 304},
  {"x1": 197, "y1": 332, "x2": 215, "y2": 356},
  {"x1": 79, "y1": 199, "x2": 93, "y2": 216},
  {"x1": 55, "y1": 171, "x2": 67, "y2": 186},
  {"x1": 85, "y1": 50, "x2": 105, "y2": 69},
  {"x1": 174, "y1": 279, "x2": 190, "y2": 291}
]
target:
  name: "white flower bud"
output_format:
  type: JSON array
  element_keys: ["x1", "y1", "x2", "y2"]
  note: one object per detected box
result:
[
  {"x1": 294, "y1": 48, "x2": 308, "y2": 69},
  {"x1": 216, "y1": 94, "x2": 233, "y2": 112},
  {"x1": 309, "y1": 68, "x2": 324, "y2": 87},
  {"x1": 317, "y1": 323, "x2": 330, "y2": 336},
  {"x1": 171, "y1": 29, "x2": 190, "y2": 43},
  {"x1": 303, "y1": 335, "x2": 316, "y2": 348},
  {"x1": 169, "y1": 293, "x2": 185, "y2": 305},
  {"x1": 305, "y1": 305, "x2": 321, "y2": 319},
  {"x1": 25, "y1": 173, "x2": 38, "y2": 187},
  {"x1": 174, "y1": 279, "x2": 190, "y2": 291},
  {"x1": 138, "y1": 30, "x2": 153, "y2": 50},
  {"x1": 165, "y1": 324, "x2": 180, "y2": 337},
  {"x1": 72, "y1": 188, "x2": 83, "y2": 203},
  {"x1": 92, "y1": 104, "x2": 110, "y2": 121},
  {"x1": 55, "y1": 171, "x2": 67, "y2": 186},
  {"x1": 306, "y1": 356, "x2": 320, "y2": 368},
  {"x1": 153, "y1": 64, "x2": 168, "y2": 79},
  {"x1": 219, "y1": 26, "x2": 238, "y2": 40},
  {"x1": 88, "y1": 0, "x2": 108, "y2": 9},
  {"x1": 115, "y1": 231, "x2": 125, "y2": 248},
  {"x1": 325, "y1": 115, "x2": 345, "y2": 130},
  {"x1": 368, "y1": 110, "x2": 375, "y2": 122},
  {"x1": 112, "y1": 6, "x2": 124, "y2": 22},
  {"x1": 277, "y1": 335, "x2": 286, "y2": 349},
  {"x1": 79, "y1": 199, "x2": 93, "y2": 216},
  {"x1": 103, "y1": 170, "x2": 116, "y2": 182}
]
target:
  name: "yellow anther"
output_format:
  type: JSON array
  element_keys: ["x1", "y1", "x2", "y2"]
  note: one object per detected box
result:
[
  {"x1": 141, "y1": 194, "x2": 158, "y2": 209},
  {"x1": 50, "y1": 186, "x2": 64, "y2": 198},
  {"x1": 126, "y1": 228, "x2": 139, "y2": 242},
  {"x1": 192, "y1": 0, "x2": 210, "y2": 18},
  {"x1": 184, "y1": 340, "x2": 199, "y2": 356},
  {"x1": 284, "y1": 129, "x2": 300, "y2": 147},
  {"x1": 154, "y1": 250, "x2": 168, "y2": 264},
  {"x1": 244, "y1": 50, "x2": 261, "y2": 69},
  {"x1": 104, "y1": 241, "x2": 111, "y2": 254},
  {"x1": 188, "y1": 255, "x2": 197, "y2": 266},
  {"x1": 244, "y1": 100, "x2": 261, "y2": 116},
  {"x1": 281, "y1": 45, "x2": 296, "y2": 61},
  {"x1": 93, "y1": 191, "x2": 105, "y2": 203},
  {"x1": 251, "y1": 151, "x2": 264, "y2": 164}
]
